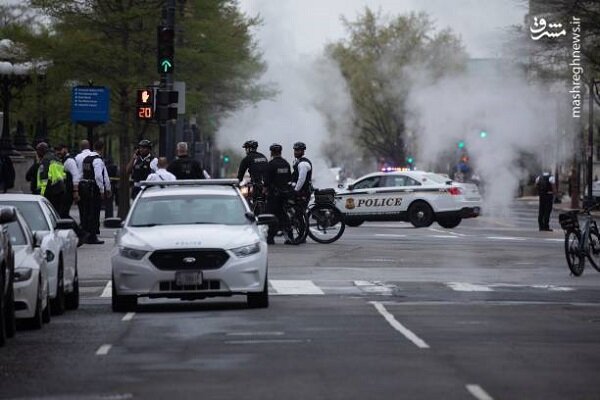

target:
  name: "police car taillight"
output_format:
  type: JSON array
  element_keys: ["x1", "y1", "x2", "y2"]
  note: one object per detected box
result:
[{"x1": 447, "y1": 187, "x2": 463, "y2": 195}]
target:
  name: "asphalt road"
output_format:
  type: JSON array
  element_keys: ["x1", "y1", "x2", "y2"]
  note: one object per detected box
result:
[{"x1": 2, "y1": 200, "x2": 600, "y2": 400}]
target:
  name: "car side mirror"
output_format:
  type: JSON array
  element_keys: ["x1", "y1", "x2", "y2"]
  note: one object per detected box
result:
[
  {"x1": 337, "y1": 184, "x2": 344, "y2": 189},
  {"x1": 0, "y1": 207, "x2": 17, "y2": 224},
  {"x1": 245, "y1": 212, "x2": 256, "y2": 222},
  {"x1": 104, "y1": 218, "x2": 123, "y2": 228},
  {"x1": 32, "y1": 231, "x2": 43, "y2": 248},
  {"x1": 257, "y1": 214, "x2": 277, "y2": 225},
  {"x1": 56, "y1": 218, "x2": 76, "y2": 230},
  {"x1": 347, "y1": 184, "x2": 354, "y2": 191}
]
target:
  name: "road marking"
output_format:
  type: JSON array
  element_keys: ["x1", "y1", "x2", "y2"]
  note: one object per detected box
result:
[
  {"x1": 96, "y1": 344, "x2": 112, "y2": 356},
  {"x1": 100, "y1": 281, "x2": 112, "y2": 298},
  {"x1": 466, "y1": 384, "x2": 494, "y2": 400},
  {"x1": 363, "y1": 258, "x2": 396, "y2": 262},
  {"x1": 121, "y1": 312, "x2": 135, "y2": 321},
  {"x1": 371, "y1": 301, "x2": 429, "y2": 349},
  {"x1": 226, "y1": 331, "x2": 285, "y2": 336},
  {"x1": 225, "y1": 339, "x2": 307, "y2": 344},
  {"x1": 374, "y1": 233, "x2": 407, "y2": 238},
  {"x1": 446, "y1": 282, "x2": 493, "y2": 292},
  {"x1": 355, "y1": 281, "x2": 394, "y2": 295},
  {"x1": 486, "y1": 236, "x2": 527, "y2": 241},
  {"x1": 428, "y1": 235, "x2": 461, "y2": 239},
  {"x1": 428, "y1": 227, "x2": 463, "y2": 236},
  {"x1": 544, "y1": 238, "x2": 564, "y2": 242},
  {"x1": 270, "y1": 280, "x2": 324, "y2": 295}
]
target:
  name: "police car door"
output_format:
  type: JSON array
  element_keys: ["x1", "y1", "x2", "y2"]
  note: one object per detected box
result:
[
  {"x1": 380, "y1": 175, "x2": 420, "y2": 214},
  {"x1": 340, "y1": 175, "x2": 387, "y2": 217}
]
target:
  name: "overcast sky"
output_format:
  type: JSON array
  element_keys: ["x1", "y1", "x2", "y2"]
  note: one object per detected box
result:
[{"x1": 239, "y1": 0, "x2": 527, "y2": 59}]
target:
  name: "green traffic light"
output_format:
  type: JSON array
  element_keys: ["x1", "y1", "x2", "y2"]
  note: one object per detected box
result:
[
  {"x1": 480, "y1": 131, "x2": 488, "y2": 139},
  {"x1": 160, "y1": 58, "x2": 173, "y2": 73},
  {"x1": 407, "y1": 157, "x2": 414, "y2": 164},
  {"x1": 458, "y1": 141, "x2": 465, "y2": 149},
  {"x1": 223, "y1": 155, "x2": 230, "y2": 163}
]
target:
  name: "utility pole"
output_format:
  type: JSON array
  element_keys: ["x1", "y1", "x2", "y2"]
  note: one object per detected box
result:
[{"x1": 587, "y1": 79, "x2": 595, "y2": 207}]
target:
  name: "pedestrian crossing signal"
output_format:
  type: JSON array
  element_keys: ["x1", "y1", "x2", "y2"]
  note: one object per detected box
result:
[{"x1": 136, "y1": 88, "x2": 155, "y2": 120}]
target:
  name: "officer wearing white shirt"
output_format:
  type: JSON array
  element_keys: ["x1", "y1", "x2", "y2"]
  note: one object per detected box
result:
[
  {"x1": 75, "y1": 139, "x2": 91, "y2": 175},
  {"x1": 291, "y1": 142, "x2": 312, "y2": 202},
  {"x1": 146, "y1": 157, "x2": 176, "y2": 182},
  {"x1": 80, "y1": 140, "x2": 111, "y2": 244}
]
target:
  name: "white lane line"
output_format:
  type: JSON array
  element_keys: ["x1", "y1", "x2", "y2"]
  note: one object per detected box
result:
[
  {"x1": 371, "y1": 301, "x2": 429, "y2": 349},
  {"x1": 428, "y1": 235, "x2": 461, "y2": 239},
  {"x1": 95, "y1": 344, "x2": 112, "y2": 356},
  {"x1": 354, "y1": 281, "x2": 394, "y2": 295},
  {"x1": 486, "y1": 236, "x2": 527, "y2": 241},
  {"x1": 121, "y1": 312, "x2": 135, "y2": 322},
  {"x1": 374, "y1": 233, "x2": 407, "y2": 238},
  {"x1": 544, "y1": 238, "x2": 564, "y2": 242},
  {"x1": 428, "y1": 227, "x2": 464, "y2": 237},
  {"x1": 466, "y1": 384, "x2": 494, "y2": 400},
  {"x1": 363, "y1": 258, "x2": 396, "y2": 262},
  {"x1": 270, "y1": 280, "x2": 324, "y2": 295},
  {"x1": 100, "y1": 281, "x2": 112, "y2": 298},
  {"x1": 446, "y1": 282, "x2": 493, "y2": 292},
  {"x1": 226, "y1": 331, "x2": 285, "y2": 336},
  {"x1": 225, "y1": 339, "x2": 307, "y2": 344}
]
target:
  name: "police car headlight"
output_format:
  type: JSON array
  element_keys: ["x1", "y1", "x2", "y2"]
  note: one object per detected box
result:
[
  {"x1": 231, "y1": 242, "x2": 261, "y2": 257},
  {"x1": 14, "y1": 268, "x2": 33, "y2": 282},
  {"x1": 119, "y1": 246, "x2": 148, "y2": 260}
]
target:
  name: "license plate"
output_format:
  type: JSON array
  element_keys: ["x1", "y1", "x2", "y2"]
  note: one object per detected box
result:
[{"x1": 175, "y1": 271, "x2": 203, "y2": 286}]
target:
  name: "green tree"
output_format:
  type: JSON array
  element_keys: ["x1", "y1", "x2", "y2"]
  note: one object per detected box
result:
[
  {"x1": 8, "y1": 0, "x2": 268, "y2": 216},
  {"x1": 327, "y1": 8, "x2": 466, "y2": 165}
]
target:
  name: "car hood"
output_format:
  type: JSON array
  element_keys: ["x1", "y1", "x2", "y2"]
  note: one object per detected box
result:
[
  {"x1": 13, "y1": 246, "x2": 41, "y2": 270},
  {"x1": 119, "y1": 224, "x2": 262, "y2": 250}
]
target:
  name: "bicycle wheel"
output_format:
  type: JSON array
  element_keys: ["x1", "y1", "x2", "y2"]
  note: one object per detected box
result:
[
  {"x1": 284, "y1": 208, "x2": 308, "y2": 245},
  {"x1": 307, "y1": 205, "x2": 346, "y2": 244},
  {"x1": 587, "y1": 225, "x2": 600, "y2": 271},
  {"x1": 253, "y1": 199, "x2": 266, "y2": 215},
  {"x1": 565, "y1": 230, "x2": 585, "y2": 276}
]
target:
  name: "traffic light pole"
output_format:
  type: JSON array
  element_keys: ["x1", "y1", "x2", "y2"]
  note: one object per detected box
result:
[{"x1": 159, "y1": 0, "x2": 176, "y2": 157}]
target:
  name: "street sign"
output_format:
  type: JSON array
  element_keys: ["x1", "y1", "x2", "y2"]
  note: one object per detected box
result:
[
  {"x1": 136, "y1": 88, "x2": 155, "y2": 120},
  {"x1": 71, "y1": 86, "x2": 110, "y2": 123}
]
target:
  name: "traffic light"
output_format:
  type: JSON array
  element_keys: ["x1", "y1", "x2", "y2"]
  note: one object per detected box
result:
[
  {"x1": 136, "y1": 88, "x2": 154, "y2": 120},
  {"x1": 479, "y1": 130, "x2": 488, "y2": 139},
  {"x1": 157, "y1": 26, "x2": 174, "y2": 74},
  {"x1": 406, "y1": 156, "x2": 414, "y2": 164},
  {"x1": 457, "y1": 140, "x2": 465, "y2": 149},
  {"x1": 155, "y1": 89, "x2": 178, "y2": 121},
  {"x1": 223, "y1": 155, "x2": 230, "y2": 164}
]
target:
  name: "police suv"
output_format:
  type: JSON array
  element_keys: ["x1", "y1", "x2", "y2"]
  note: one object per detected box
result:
[{"x1": 337, "y1": 170, "x2": 482, "y2": 228}]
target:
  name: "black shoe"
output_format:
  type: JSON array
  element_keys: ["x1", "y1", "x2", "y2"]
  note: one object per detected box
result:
[
  {"x1": 86, "y1": 236, "x2": 105, "y2": 245},
  {"x1": 77, "y1": 232, "x2": 90, "y2": 247}
]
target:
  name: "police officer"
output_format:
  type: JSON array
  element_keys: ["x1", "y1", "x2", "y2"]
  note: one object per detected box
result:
[
  {"x1": 168, "y1": 142, "x2": 210, "y2": 179},
  {"x1": 148, "y1": 157, "x2": 177, "y2": 181},
  {"x1": 291, "y1": 141, "x2": 313, "y2": 209},
  {"x1": 36, "y1": 142, "x2": 66, "y2": 212},
  {"x1": 126, "y1": 139, "x2": 158, "y2": 199},
  {"x1": 80, "y1": 140, "x2": 111, "y2": 245},
  {"x1": 264, "y1": 143, "x2": 292, "y2": 245},
  {"x1": 536, "y1": 171, "x2": 555, "y2": 231},
  {"x1": 55, "y1": 144, "x2": 80, "y2": 218},
  {"x1": 237, "y1": 140, "x2": 268, "y2": 184}
]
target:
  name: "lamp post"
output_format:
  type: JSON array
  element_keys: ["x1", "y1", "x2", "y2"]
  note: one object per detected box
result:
[{"x1": 586, "y1": 79, "x2": 600, "y2": 207}]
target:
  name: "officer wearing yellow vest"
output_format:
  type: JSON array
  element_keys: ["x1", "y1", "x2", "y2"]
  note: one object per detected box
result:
[{"x1": 36, "y1": 142, "x2": 66, "y2": 212}]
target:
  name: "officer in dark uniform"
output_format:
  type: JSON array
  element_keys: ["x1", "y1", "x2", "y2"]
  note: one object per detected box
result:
[
  {"x1": 264, "y1": 143, "x2": 292, "y2": 245},
  {"x1": 80, "y1": 140, "x2": 111, "y2": 245},
  {"x1": 168, "y1": 141, "x2": 209, "y2": 179},
  {"x1": 237, "y1": 140, "x2": 269, "y2": 184},
  {"x1": 36, "y1": 142, "x2": 66, "y2": 213},
  {"x1": 291, "y1": 141, "x2": 313, "y2": 210},
  {"x1": 126, "y1": 139, "x2": 157, "y2": 199},
  {"x1": 54, "y1": 144, "x2": 80, "y2": 218},
  {"x1": 536, "y1": 171, "x2": 555, "y2": 231}
]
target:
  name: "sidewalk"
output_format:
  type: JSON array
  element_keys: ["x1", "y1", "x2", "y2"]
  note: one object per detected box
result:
[{"x1": 516, "y1": 195, "x2": 600, "y2": 215}]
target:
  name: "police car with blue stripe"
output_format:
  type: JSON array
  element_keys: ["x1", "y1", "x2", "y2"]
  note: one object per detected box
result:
[{"x1": 337, "y1": 169, "x2": 482, "y2": 228}]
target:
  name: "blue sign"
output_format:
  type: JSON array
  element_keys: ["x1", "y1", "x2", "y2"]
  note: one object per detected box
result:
[{"x1": 71, "y1": 86, "x2": 110, "y2": 123}]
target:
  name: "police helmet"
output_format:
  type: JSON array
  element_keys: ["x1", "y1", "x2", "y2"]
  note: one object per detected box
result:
[
  {"x1": 138, "y1": 139, "x2": 152, "y2": 148},
  {"x1": 293, "y1": 141, "x2": 306, "y2": 151},
  {"x1": 269, "y1": 143, "x2": 282, "y2": 152},
  {"x1": 242, "y1": 140, "x2": 258, "y2": 150}
]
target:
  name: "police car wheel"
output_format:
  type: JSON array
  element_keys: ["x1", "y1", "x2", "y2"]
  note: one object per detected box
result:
[
  {"x1": 437, "y1": 216, "x2": 461, "y2": 229},
  {"x1": 408, "y1": 201, "x2": 434, "y2": 228}
]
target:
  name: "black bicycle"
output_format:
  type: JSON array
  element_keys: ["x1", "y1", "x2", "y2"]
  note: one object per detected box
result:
[
  {"x1": 242, "y1": 182, "x2": 267, "y2": 215},
  {"x1": 280, "y1": 191, "x2": 309, "y2": 245},
  {"x1": 306, "y1": 188, "x2": 345, "y2": 244},
  {"x1": 559, "y1": 205, "x2": 600, "y2": 276}
]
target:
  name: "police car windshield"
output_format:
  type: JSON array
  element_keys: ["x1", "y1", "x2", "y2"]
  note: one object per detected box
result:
[
  {"x1": 0, "y1": 201, "x2": 50, "y2": 231},
  {"x1": 129, "y1": 195, "x2": 247, "y2": 227}
]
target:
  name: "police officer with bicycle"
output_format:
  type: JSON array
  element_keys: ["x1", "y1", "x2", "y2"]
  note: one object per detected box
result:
[
  {"x1": 264, "y1": 143, "x2": 292, "y2": 245},
  {"x1": 237, "y1": 140, "x2": 268, "y2": 183},
  {"x1": 126, "y1": 139, "x2": 157, "y2": 199}
]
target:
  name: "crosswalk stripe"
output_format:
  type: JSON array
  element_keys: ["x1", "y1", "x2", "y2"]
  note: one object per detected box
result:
[{"x1": 270, "y1": 280, "x2": 325, "y2": 295}]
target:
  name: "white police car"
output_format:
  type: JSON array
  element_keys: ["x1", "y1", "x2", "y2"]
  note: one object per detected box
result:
[
  {"x1": 105, "y1": 180, "x2": 275, "y2": 311},
  {"x1": 337, "y1": 170, "x2": 482, "y2": 228}
]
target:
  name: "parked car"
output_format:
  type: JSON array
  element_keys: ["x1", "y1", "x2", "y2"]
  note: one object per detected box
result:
[
  {"x1": 337, "y1": 170, "x2": 482, "y2": 228},
  {"x1": 0, "y1": 207, "x2": 16, "y2": 346},
  {"x1": 0, "y1": 195, "x2": 79, "y2": 314},
  {"x1": 7, "y1": 209, "x2": 50, "y2": 329},
  {"x1": 105, "y1": 179, "x2": 274, "y2": 311}
]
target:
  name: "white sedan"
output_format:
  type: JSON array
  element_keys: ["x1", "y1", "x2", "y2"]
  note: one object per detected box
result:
[
  {"x1": 105, "y1": 180, "x2": 274, "y2": 312},
  {"x1": 0, "y1": 195, "x2": 79, "y2": 315},
  {"x1": 7, "y1": 209, "x2": 51, "y2": 329},
  {"x1": 337, "y1": 170, "x2": 482, "y2": 228}
]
